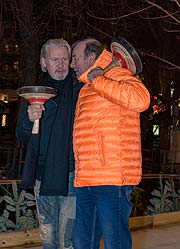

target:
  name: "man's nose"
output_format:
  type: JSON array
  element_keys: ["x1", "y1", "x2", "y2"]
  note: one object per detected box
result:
[
  {"x1": 70, "y1": 59, "x2": 75, "y2": 68},
  {"x1": 57, "y1": 59, "x2": 64, "y2": 66}
]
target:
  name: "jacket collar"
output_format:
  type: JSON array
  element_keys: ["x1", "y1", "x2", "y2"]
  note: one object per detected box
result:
[{"x1": 79, "y1": 49, "x2": 112, "y2": 84}]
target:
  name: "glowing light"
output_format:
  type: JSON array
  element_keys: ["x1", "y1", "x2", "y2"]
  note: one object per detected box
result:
[
  {"x1": 153, "y1": 125, "x2": 159, "y2": 136},
  {"x1": 2, "y1": 115, "x2": 6, "y2": 127}
]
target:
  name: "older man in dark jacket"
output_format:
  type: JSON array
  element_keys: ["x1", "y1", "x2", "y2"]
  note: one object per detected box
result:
[{"x1": 16, "y1": 39, "x2": 82, "y2": 249}]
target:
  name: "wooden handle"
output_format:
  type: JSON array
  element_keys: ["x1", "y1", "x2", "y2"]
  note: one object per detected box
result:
[
  {"x1": 32, "y1": 119, "x2": 39, "y2": 134},
  {"x1": 103, "y1": 56, "x2": 121, "y2": 74}
]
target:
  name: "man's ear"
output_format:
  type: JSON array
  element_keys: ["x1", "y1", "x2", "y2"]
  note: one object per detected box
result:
[
  {"x1": 89, "y1": 52, "x2": 96, "y2": 64},
  {"x1": 41, "y1": 57, "x2": 47, "y2": 72},
  {"x1": 41, "y1": 57, "x2": 46, "y2": 68}
]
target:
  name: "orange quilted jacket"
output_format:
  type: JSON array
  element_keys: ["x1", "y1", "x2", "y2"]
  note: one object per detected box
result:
[{"x1": 73, "y1": 49, "x2": 150, "y2": 187}]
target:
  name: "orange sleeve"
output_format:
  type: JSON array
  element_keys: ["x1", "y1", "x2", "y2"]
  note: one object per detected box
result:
[{"x1": 92, "y1": 68, "x2": 150, "y2": 112}]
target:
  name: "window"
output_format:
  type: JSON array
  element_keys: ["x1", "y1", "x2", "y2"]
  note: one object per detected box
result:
[
  {"x1": 2, "y1": 64, "x2": 9, "y2": 72},
  {"x1": 4, "y1": 44, "x2": 10, "y2": 54},
  {"x1": 13, "y1": 61, "x2": 19, "y2": 71},
  {"x1": 2, "y1": 114, "x2": 6, "y2": 127},
  {"x1": 14, "y1": 44, "x2": 20, "y2": 54},
  {"x1": 153, "y1": 125, "x2": 159, "y2": 136}
]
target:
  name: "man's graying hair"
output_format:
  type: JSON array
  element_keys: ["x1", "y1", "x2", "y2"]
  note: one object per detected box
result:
[
  {"x1": 40, "y1": 38, "x2": 71, "y2": 72},
  {"x1": 72, "y1": 38, "x2": 104, "y2": 60},
  {"x1": 84, "y1": 39, "x2": 104, "y2": 59}
]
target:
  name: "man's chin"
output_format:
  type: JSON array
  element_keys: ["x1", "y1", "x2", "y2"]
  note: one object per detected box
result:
[{"x1": 55, "y1": 72, "x2": 68, "y2": 80}]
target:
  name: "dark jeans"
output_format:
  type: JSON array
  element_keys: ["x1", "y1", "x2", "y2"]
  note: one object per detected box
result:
[
  {"x1": 34, "y1": 172, "x2": 75, "y2": 249},
  {"x1": 73, "y1": 185, "x2": 134, "y2": 249}
]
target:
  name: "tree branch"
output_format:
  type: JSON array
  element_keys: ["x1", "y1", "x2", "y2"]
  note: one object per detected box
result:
[{"x1": 141, "y1": 51, "x2": 180, "y2": 71}]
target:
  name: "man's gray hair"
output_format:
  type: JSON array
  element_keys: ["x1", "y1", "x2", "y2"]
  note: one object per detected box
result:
[
  {"x1": 84, "y1": 39, "x2": 104, "y2": 60},
  {"x1": 72, "y1": 38, "x2": 104, "y2": 60},
  {"x1": 40, "y1": 38, "x2": 71, "y2": 72}
]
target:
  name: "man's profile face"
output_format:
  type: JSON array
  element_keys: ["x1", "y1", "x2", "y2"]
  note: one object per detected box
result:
[
  {"x1": 71, "y1": 42, "x2": 93, "y2": 78},
  {"x1": 42, "y1": 46, "x2": 70, "y2": 80}
]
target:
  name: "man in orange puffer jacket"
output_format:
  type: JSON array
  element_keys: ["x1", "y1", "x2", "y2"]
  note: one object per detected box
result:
[{"x1": 71, "y1": 38, "x2": 150, "y2": 249}]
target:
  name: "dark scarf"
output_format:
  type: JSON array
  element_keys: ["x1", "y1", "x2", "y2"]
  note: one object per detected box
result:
[{"x1": 21, "y1": 71, "x2": 74, "y2": 196}]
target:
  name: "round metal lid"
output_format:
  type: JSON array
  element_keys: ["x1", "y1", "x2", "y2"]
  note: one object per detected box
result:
[
  {"x1": 111, "y1": 37, "x2": 143, "y2": 75},
  {"x1": 17, "y1": 85, "x2": 58, "y2": 96}
]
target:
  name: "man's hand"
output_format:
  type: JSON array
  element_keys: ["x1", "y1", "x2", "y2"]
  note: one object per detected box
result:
[
  {"x1": 27, "y1": 103, "x2": 45, "y2": 122},
  {"x1": 87, "y1": 67, "x2": 103, "y2": 84}
]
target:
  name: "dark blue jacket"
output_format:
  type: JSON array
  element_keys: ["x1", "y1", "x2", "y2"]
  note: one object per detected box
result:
[{"x1": 16, "y1": 70, "x2": 82, "y2": 196}]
